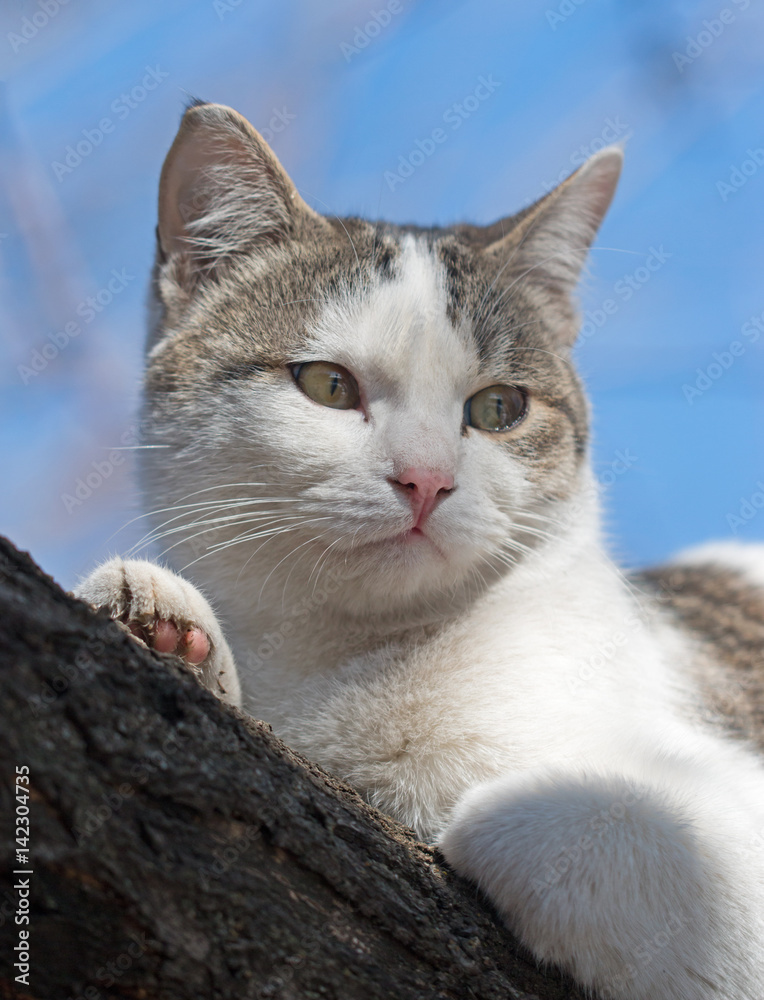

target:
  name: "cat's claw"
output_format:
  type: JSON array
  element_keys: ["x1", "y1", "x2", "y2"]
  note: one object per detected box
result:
[{"x1": 74, "y1": 557, "x2": 241, "y2": 706}]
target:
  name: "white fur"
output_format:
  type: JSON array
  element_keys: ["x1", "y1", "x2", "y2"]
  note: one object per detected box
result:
[
  {"x1": 76, "y1": 557, "x2": 240, "y2": 705},
  {"x1": 80, "y1": 238, "x2": 764, "y2": 999},
  {"x1": 676, "y1": 539, "x2": 764, "y2": 590}
]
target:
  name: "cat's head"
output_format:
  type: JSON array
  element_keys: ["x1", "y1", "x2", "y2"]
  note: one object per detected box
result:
[{"x1": 141, "y1": 102, "x2": 621, "y2": 618}]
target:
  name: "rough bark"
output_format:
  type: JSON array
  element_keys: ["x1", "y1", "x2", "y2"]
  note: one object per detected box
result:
[{"x1": 0, "y1": 536, "x2": 584, "y2": 1000}]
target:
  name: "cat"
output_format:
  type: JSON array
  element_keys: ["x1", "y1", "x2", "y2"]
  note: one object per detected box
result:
[{"x1": 76, "y1": 101, "x2": 764, "y2": 999}]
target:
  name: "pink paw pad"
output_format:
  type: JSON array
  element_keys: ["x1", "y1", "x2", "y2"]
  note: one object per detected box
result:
[{"x1": 128, "y1": 618, "x2": 210, "y2": 665}]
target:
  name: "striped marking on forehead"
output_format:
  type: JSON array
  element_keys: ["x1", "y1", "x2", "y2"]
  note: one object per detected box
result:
[
  {"x1": 306, "y1": 236, "x2": 479, "y2": 397},
  {"x1": 436, "y1": 237, "x2": 544, "y2": 375}
]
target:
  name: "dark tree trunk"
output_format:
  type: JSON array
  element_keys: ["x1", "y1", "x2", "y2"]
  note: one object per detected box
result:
[{"x1": 0, "y1": 537, "x2": 584, "y2": 1000}]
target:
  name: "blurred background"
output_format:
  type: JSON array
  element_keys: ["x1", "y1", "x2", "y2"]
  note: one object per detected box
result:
[{"x1": 2, "y1": 0, "x2": 764, "y2": 588}]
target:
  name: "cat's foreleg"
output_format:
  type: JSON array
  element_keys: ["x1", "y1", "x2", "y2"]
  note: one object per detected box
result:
[
  {"x1": 74, "y1": 557, "x2": 241, "y2": 707},
  {"x1": 439, "y1": 769, "x2": 764, "y2": 1000}
]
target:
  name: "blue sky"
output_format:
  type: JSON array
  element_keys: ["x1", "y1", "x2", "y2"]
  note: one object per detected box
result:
[{"x1": 2, "y1": 0, "x2": 764, "y2": 586}]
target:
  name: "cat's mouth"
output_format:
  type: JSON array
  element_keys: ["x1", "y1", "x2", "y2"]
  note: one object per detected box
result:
[{"x1": 354, "y1": 525, "x2": 446, "y2": 560}]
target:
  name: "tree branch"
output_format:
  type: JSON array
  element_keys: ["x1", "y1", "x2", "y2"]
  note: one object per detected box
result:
[{"x1": 0, "y1": 536, "x2": 584, "y2": 1000}]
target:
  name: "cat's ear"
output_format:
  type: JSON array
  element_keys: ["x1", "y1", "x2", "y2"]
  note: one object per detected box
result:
[
  {"x1": 480, "y1": 146, "x2": 623, "y2": 320},
  {"x1": 157, "y1": 102, "x2": 321, "y2": 285}
]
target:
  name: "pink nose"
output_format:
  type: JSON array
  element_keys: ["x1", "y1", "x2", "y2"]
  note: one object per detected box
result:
[{"x1": 390, "y1": 466, "x2": 455, "y2": 529}]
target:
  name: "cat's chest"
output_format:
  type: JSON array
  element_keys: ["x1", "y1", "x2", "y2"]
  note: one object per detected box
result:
[
  {"x1": 257, "y1": 626, "x2": 582, "y2": 839},
  {"x1": 237, "y1": 587, "x2": 669, "y2": 839},
  {"x1": 276, "y1": 665, "x2": 518, "y2": 839}
]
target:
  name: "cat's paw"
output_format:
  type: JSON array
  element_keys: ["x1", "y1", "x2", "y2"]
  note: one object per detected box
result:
[
  {"x1": 74, "y1": 557, "x2": 241, "y2": 706},
  {"x1": 440, "y1": 771, "x2": 764, "y2": 1000}
]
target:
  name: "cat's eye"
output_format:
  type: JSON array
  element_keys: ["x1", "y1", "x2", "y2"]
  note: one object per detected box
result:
[
  {"x1": 292, "y1": 361, "x2": 361, "y2": 410},
  {"x1": 465, "y1": 384, "x2": 527, "y2": 432}
]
